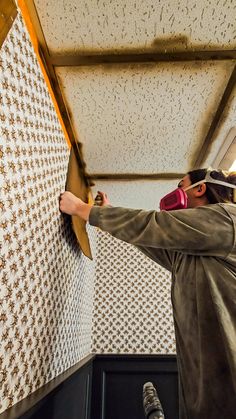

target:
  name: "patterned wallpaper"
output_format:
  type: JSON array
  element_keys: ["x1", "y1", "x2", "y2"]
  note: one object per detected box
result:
[
  {"x1": 92, "y1": 230, "x2": 176, "y2": 354},
  {"x1": 0, "y1": 13, "x2": 96, "y2": 414},
  {"x1": 0, "y1": 7, "x2": 176, "y2": 415}
]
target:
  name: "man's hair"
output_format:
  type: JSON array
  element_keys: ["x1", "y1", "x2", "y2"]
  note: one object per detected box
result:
[{"x1": 188, "y1": 168, "x2": 236, "y2": 204}]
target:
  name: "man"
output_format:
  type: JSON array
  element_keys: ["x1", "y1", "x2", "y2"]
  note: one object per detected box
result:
[{"x1": 60, "y1": 168, "x2": 236, "y2": 419}]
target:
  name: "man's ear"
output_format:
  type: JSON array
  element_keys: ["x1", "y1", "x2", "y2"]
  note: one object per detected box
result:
[{"x1": 196, "y1": 183, "x2": 207, "y2": 197}]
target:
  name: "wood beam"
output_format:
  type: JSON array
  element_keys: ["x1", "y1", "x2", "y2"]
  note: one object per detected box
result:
[
  {"x1": 193, "y1": 64, "x2": 236, "y2": 169},
  {"x1": 212, "y1": 127, "x2": 236, "y2": 169},
  {"x1": 50, "y1": 50, "x2": 236, "y2": 67},
  {"x1": 90, "y1": 173, "x2": 185, "y2": 181},
  {"x1": 0, "y1": 0, "x2": 17, "y2": 49}
]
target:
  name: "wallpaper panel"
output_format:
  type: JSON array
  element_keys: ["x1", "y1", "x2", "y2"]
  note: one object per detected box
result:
[
  {"x1": 92, "y1": 230, "x2": 176, "y2": 354},
  {"x1": 0, "y1": 13, "x2": 96, "y2": 414}
]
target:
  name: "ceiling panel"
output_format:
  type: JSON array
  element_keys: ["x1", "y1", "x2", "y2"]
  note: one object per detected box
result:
[
  {"x1": 92, "y1": 179, "x2": 178, "y2": 210},
  {"x1": 56, "y1": 61, "x2": 233, "y2": 174},
  {"x1": 34, "y1": 0, "x2": 236, "y2": 54}
]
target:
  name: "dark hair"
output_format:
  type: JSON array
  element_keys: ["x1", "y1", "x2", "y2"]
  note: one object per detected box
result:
[{"x1": 188, "y1": 168, "x2": 236, "y2": 204}]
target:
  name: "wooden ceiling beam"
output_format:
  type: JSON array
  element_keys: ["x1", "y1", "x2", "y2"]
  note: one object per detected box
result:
[
  {"x1": 50, "y1": 50, "x2": 236, "y2": 67},
  {"x1": 193, "y1": 64, "x2": 236, "y2": 169},
  {"x1": 89, "y1": 173, "x2": 185, "y2": 181}
]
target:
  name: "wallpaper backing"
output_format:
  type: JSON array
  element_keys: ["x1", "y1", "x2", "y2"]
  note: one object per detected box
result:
[
  {"x1": 0, "y1": 13, "x2": 96, "y2": 414},
  {"x1": 92, "y1": 230, "x2": 176, "y2": 354}
]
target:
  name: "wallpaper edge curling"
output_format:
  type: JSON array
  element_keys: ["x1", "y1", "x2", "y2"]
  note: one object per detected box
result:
[
  {"x1": 0, "y1": 0, "x2": 18, "y2": 49},
  {"x1": 17, "y1": 0, "x2": 94, "y2": 258}
]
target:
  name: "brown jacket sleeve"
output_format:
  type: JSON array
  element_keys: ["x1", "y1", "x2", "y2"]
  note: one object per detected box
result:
[{"x1": 89, "y1": 204, "x2": 235, "y2": 262}]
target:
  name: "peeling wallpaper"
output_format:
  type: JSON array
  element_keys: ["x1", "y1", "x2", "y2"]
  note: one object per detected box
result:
[
  {"x1": 0, "y1": 13, "x2": 96, "y2": 414},
  {"x1": 34, "y1": 0, "x2": 236, "y2": 54}
]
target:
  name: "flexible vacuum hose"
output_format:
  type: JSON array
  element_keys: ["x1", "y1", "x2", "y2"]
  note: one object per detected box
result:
[{"x1": 143, "y1": 382, "x2": 165, "y2": 419}]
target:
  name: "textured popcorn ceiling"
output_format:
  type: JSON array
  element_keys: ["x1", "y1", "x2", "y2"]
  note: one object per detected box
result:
[
  {"x1": 56, "y1": 62, "x2": 233, "y2": 174},
  {"x1": 33, "y1": 0, "x2": 236, "y2": 182},
  {"x1": 34, "y1": 0, "x2": 236, "y2": 54}
]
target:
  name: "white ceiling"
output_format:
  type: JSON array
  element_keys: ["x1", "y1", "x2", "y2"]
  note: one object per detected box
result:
[
  {"x1": 56, "y1": 61, "x2": 233, "y2": 174},
  {"x1": 33, "y1": 0, "x2": 236, "y2": 206},
  {"x1": 34, "y1": 0, "x2": 236, "y2": 53}
]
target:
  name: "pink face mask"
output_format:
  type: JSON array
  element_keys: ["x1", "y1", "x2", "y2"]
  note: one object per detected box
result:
[
  {"x1": 159, "y1": 170, "x2": 236, "y2": 211},
  {"x1": 160, "y1": 187, "x2": 188, "y2": 211},
  {"x1": 159, "y1": 183, "x2": 199, "y2": 211}
]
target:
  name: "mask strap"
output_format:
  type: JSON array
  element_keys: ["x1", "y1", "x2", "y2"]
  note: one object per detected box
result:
[
  {"x1": 183, "y1": 169, "x2": 236, "y2": 201},
  {"x1": 205, "y1": 170, "x2": 236, "y2": 189},
  {"x1": 183, "y1": 180, "x2": 206, "y2": 192}
]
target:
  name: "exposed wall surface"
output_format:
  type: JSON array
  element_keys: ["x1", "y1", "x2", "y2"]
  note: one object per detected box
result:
[
  {"x1": 0, "y1": 13, "x2": 96, "y2": 414},
  {"x1": 92, "y1": 230, "x2": 175, "y2": 354}
]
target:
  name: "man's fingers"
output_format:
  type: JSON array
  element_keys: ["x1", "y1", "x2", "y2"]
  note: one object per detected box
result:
[{"x1": 97, "y1": 190, "x2": 107, "y2": 198}]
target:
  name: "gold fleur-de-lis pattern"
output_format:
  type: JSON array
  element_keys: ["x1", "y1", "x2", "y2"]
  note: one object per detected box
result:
[
  {"x1": 92, "y1": 230, "x2": 176, "y2": 354},
  {"x1": 0, "y1": 13, "x2": 96, "y2": 414}
]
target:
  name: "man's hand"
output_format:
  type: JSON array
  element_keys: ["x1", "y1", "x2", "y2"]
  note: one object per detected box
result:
[
  {"x1": 59, "y1": 191, "x2": 92, "y2": 221},
  {"x1": 96, "y1": 191, "x2": 111, "y2": 206}
]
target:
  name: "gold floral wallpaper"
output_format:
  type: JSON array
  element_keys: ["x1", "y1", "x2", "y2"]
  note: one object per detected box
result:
[
  {"x1": 92, "y1": 230, "x2": 176, "y2": 354},
  {"x1": 0, "y1": 7, "x2": 176, "y2": 415},
  {"x1": 0, "y1": 13, "x2": 96, "y2": 414}
]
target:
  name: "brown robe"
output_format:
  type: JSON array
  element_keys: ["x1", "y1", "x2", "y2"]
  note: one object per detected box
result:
[{"x1": 89, "y1": 203, "x2": 236, "y2": 418}]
